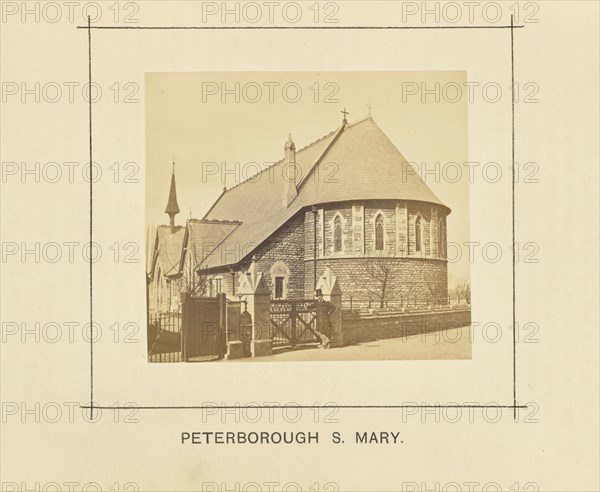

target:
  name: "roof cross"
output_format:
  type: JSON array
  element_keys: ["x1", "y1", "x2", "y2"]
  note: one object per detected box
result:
[{"x1": 341, "y1": 107, "x2": 349, "y2": 123}]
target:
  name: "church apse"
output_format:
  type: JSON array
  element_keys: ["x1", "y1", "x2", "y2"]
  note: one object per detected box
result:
[{"x1": 303, "y1": 200, "x2": 448, "y2": 308}]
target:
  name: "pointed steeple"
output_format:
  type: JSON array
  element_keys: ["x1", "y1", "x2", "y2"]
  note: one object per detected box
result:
[
  {"x1": 283, "y1": 134, "x2": 299, "y2": 207},
  {"x1": 164, "y1": 162, "x2": 180, "y2": 233}
]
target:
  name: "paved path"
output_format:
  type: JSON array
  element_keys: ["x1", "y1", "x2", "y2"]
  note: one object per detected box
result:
[{"x1": 223, "y1": 327, "x2": 471, "y2": 362}]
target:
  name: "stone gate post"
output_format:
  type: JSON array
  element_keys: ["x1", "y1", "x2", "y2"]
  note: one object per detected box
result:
[
  {"x1": 224, "y1": 299, "x2": 244, "y2": 360},
  {"x1": 316, "y1": 266, "x2": 344, "y2": 347},
  {"x1": 238, "y1": 260, "x2": 272, "y2": 357}
]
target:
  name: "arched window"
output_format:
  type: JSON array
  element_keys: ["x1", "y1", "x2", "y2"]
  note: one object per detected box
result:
[
  {"x1": 415, "y1": 216, "x2": 422, "y2": 252},
  {"x1": 375, "y1": 214, "x2": 384, "y2": 251},
  {"x1": 270, "y1": 260, "x2": 291, "y2": 299},
  {"x1": 333, "y1": 215, "x2": 343, "y2": 253}
]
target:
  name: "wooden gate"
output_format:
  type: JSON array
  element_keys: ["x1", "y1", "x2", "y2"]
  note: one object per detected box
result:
[
  {"x1": 270, "y1": 299, "x2": 319, "y2": 347},
  {"x1": 181, "y1": 294, "x2": 226, "y2": 361}
]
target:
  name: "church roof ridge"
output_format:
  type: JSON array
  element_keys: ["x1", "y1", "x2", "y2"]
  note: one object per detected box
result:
[
  {"x1": 207, "y1": 122, "x2": 343, "y2": 199},
  {"x1": 292, "y1": 116, "x2": 377, "y2": 192},
  {"x1": 344, "y1": 114, "x2": 373, "y2": 128},
  {"x1": 187, "y1": 218, "x2": 242, "y2": 224}
]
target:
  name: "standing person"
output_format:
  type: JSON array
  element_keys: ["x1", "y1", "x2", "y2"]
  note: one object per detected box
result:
[{"x1": 309, "y1": 289, "x2": 336, "y2": 349}]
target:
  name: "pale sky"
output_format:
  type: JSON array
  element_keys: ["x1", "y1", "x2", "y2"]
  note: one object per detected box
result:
[{"x1": 146, "y1": 71, "x2": 469, "y2": 283}]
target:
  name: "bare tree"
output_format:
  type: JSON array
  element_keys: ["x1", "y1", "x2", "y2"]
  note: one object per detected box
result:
[
  {"x1": 360, "y1": 253, "x2": 397, "y2": 309},
  {"x1": 181, "y1": 243, "x2": 211, "y2": 298},
  {"x1": 455, "y1": 279, "x2": 471, "y2": 304}
]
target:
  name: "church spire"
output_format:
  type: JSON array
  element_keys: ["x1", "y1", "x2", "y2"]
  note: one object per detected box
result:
[{"x1": 164, "y1": 162, "x2": 180, "y2": 233}]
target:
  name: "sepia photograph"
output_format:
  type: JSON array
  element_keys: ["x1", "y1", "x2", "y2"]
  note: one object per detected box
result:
[{"x1": 145, "y1": 71, "x2": 471, "y2": 363}]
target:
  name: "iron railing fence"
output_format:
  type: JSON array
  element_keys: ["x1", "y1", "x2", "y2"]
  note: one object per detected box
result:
[{"x1": 147, "y1": 309, "x2": 182, "y2": 362}]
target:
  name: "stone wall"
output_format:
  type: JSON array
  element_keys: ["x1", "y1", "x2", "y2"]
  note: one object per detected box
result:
[
  {"x1": 203, "y1": 200, "x2": 449, "y2": 306},
  {"x1": 304, "y1": 256, "x2": 448, "y2": 306},
  {"x1": 301, "y1": 200, "x2": 449, "y2": 304},
  {"x1": 203, "y1": 213, "x2": 307, "y2": 300},
  {"x1": 342, "y1": 308, "x2": 471, "y2": 345},
  {"x1": 247, "y1": 212, "x2": 307, "y2": 299}
]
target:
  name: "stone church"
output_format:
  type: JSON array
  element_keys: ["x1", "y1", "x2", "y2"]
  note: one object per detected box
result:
[{"x1": 149, "y1": 114, "x2": 450, "y2": 312}]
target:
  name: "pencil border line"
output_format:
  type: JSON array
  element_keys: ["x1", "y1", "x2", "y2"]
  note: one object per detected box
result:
[{"x1": 84, "y1": 17, "x2": 520, "y2": 419}]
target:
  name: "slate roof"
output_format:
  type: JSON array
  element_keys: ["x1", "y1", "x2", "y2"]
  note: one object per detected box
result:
[
  {"x1": 181, "y1": 219, "x2": 241, "y2": 271},
  {"x1": 151, "y1": 225, "x2": 185, "y2": 277},
  {"x1": 200, "y1": 116, "x2": 449, "y2": 271}
]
